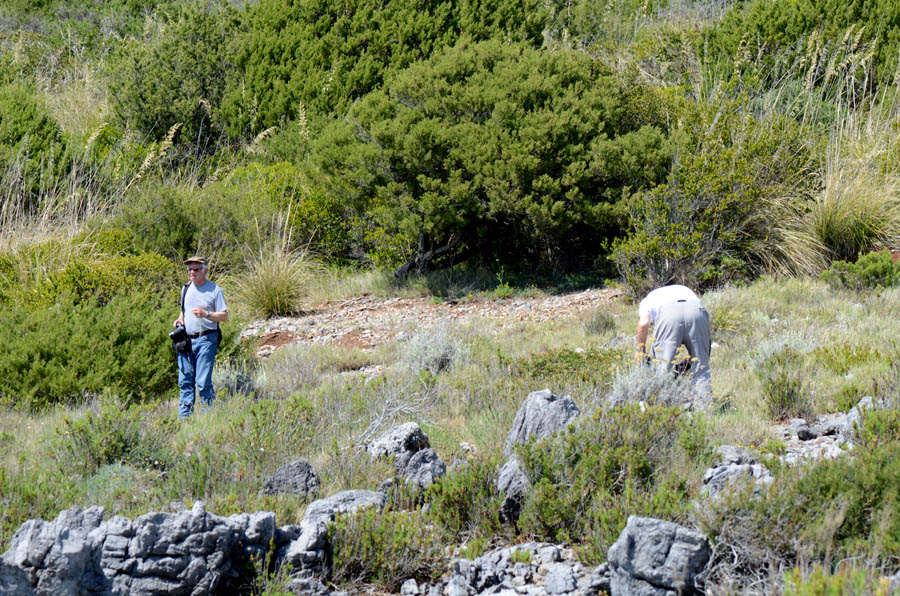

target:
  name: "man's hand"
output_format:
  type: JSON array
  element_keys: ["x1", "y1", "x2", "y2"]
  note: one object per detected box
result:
[
  {"x1": 173, "y1": 316, "x2": 184, "y2": 328},
  {"x1": 190, "y1": 307, "x2": 209, "y2": 319}
]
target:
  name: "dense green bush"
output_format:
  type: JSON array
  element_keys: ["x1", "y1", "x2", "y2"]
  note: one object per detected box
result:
[
  {"x1": 517, "y1": 403, "x2": 703, "y2": 563},
  {"x1": 221, "y1": 0, "x2": 547, "y2": 137},
  {"x1": 311, "y1": 39, "x2": 674, "y2": 272},
  {"x1": 706, "y1": 0, "x2": 900, "y2": 90},
  {"x1": 114, "y1": 179, "x2": 281, "y2": 273},
  {"x1": 51, "y1": 394, "x2": 151, "y2": 476},
  {"x1": 613, "y1": 109, "x2": 817, "y2": 296},
  {"x1": 820, "y1": 250, "x2": 900, "y2": 291},
  {"x1": 108, "y1": 1, "x2": 237, "y2": 147},
  {"x1": 0, "y1": 291, "x2": 177, "y2": 410},
  {"x1": 0, "y1": 82, "x2": 70, "y2": 214},
  {"x1": 329, "y1": 508, "x2": 444, "y2": 592}
]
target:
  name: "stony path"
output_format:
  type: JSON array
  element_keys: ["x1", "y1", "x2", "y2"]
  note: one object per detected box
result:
[{"x1": 241, "y1": 288, "x2": 624, "y2": 357}]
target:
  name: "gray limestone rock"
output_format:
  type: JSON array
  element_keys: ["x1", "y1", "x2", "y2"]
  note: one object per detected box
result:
[
  {"x1": 701, "y1": 462, "x2": 774, "y2": 498},
  {"x1": 302, "y1": 490, "x2": 387, "y2": 524},
  {"x1": 502, "y1": 390, "x2": 580, "y2": 458},
  {"x1": 400, "y1": 447, "x2": 447, "y2": 489},
  {"x1": 607, "y1": 516, "x2": 710, "y2": 596},
  {"x1": 367, "y1": 422, "x2": 430, "y2": 459},
  {"x1": 545, "y1": 564, "x2": 577, "y2": 594},
  {"x1": 497, "y1": 390, "x2": 579, "y2": 523},
  {"x1": 1, "y1": 502, "x2": 293, "y2": 596},
  {"x1": 261, "y1": 460, "x2": 320, "y2": 498}
]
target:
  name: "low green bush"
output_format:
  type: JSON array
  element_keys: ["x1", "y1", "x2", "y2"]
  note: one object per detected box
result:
[
  {"x1": 329, "y1": 508, "x2": 444, "y2": 592},
  {"x1": 0, "y1": 291, "x2": 177, "y2": 410},
  {"x1": 517, "y1": 403, "x2": 702, "y2": 563},
  {"x1": 820, "y1": 251, "x2": 900, "y2": 292},
  {"x1": 784, "y1": 565, "x2": 890, "y2": 596},
  {"x1": 753, "y1": 347, "x2": 813, "y2": 421},
  {"x1": 513, "y1": 348, "x2": 620, "y2": 387},
  {"x1": 812, "y1": 343, "x2": 883, "y2": 376},
  {"x1": 699, "y1": 441, "x2": 900, "y2": 591},
  {"x1": 50, "y1": 394, "x2": 164, "y2": 476},
  {"x1": 425, "y1": 457, "x2": 505, "y2": 546}
]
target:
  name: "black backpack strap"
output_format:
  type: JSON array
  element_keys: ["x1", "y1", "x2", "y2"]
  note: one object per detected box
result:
[{"x1": 180, "y1": 283, "x2": 190, "y2": 317}]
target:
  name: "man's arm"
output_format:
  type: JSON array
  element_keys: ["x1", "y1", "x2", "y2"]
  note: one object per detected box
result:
[
  {"x1": 190, "y1": 308, "x2": 228, "y2": 323},
  {"x1": 636, "y1": 312, "x2": 651, "y2": 360}
]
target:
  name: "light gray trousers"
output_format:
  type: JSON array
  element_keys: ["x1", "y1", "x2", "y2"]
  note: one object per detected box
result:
[{"x1": 651, "y1": 301, "x2": 711, "y2": 387}]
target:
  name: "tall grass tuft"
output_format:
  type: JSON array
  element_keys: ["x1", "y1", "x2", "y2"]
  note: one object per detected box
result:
[{"x1": 230, "y1": 243, "x2": 323, "y2": 318}]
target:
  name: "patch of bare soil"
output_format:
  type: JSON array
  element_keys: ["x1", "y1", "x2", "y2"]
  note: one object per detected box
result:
[{"x1": 241, "y1": 288, "x2": 623, "y2": 357}]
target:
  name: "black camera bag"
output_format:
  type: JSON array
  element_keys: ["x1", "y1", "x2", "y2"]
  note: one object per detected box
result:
[{"x1": 169, "y1": 324, "x2": 191, "y2": 353}]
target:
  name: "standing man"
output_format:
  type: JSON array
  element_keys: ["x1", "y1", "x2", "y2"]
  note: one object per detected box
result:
[
  {"x1": 636, "y1": 284, "x2": 711, "y2": 392},
  {"x1": 173, "y1": 256, "x2": 228, "y2": 418}
]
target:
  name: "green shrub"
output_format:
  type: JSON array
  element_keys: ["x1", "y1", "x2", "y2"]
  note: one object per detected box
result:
[
  {"x1": 0, "y1": 82, "x2": 70, "y2": 214},
  {"x1": 309, "y1": 38, "x2": 674, "y2": 273},
  {"x1": 50, "y1": 394, "x2": 158, "y2": 476},
  {"x1": 753, "y1": 347, "x2": 813, "y2": 421},
  {"x1": 107, "y1": 1, "x2": 237, "y2": 147},
  {"x1": 612, "y1": 109, "x2": 816, "y2": 295},
  {"x1": 0, "y1": 291, "x2": 178, "y2": 410},
  {"x1": 517, "y1": 403, "x2": 700, "y2": 563},
  {"x1": 820, "y1": 251, "x2": 900, "y2": 292},
  {"x1": 706, "y1": 0, "x2": 900, "y2": 90},
  {"x1": 329, "y1": 508, "x2": 444, "y2": 592},
  {"x1": 514, "y1": 348, "x2": 620, "y2": 387},
  {"x1": 812, "y1": 342, "x2": 883, "y2": 376},
  {"x1": 784, "y1": 565, "x2": 890, "y2": 596},
  {"x1": 221, "y1": 0, "x2": 547, "y2": 137},
  {"x1": 699, "y1": 441, "x2": 900, "y2": 591},
  {"x1": 853, "y1": 408, "x2": 900, "y2": 452},
  {"x1": 425, "y1": 457, "x2": 504, "y2": 545}
]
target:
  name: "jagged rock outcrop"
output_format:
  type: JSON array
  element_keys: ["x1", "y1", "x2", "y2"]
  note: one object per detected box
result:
[
  {"x1": 497, "y1": 389, "x2": 580, "y2": 522},
  {"x1": 261, "y1": 459, "x2": 320, "y2": 498},
  {"x1": 284, "y1": 490, "x2": 387, "y2": 580},
  {"x1": 607, "y1": 516, "x2": 710, "y2": 596},
  {"x1": 366, "y1": 423, "x2": 446, "y2": 490},
  {"x1": 0, "y1": 502, "x2": 284, "y2": 596},
  {"x1": 700, "y1": 445, "x2": 774, "y2": 499},
  {"x1": 403, "y1": 542, "x2": 608, "y2": 596}
]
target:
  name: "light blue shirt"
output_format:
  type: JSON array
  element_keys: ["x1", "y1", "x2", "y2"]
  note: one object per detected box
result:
[{"x1": 182, "y1": 280, "x2": 227, "y2": 335}]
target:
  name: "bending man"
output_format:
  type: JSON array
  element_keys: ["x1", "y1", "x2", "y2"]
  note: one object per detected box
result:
[
  {"x1": 173, "y1": 256, "x2": 228, "y2": 418},
  {"x1": 636, "y1": 284, "x2": 711, "y2": 392}
]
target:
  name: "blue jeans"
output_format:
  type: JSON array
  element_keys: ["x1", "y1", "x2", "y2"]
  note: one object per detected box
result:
[{"x1": 177, "y1": 332, "x2": 219, "y2": 418}]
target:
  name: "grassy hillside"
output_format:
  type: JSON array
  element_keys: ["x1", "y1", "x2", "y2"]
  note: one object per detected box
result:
[{"x1": 2, "y1": 0, "x2": 900, "y2": 592}]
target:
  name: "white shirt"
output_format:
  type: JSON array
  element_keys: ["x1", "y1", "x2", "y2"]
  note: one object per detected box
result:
[{"x1": 638, "y1": 285, "x2": 702, "y2": 324}]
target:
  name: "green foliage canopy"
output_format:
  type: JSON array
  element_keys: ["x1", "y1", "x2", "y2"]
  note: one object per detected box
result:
[
  {"x1": 108, "y1": 1, "x2": 237, "y2": 146},
  {"x1": 310, "y1": 39, "x2": 675, "y2": 271},
  {"x1": 221, "y1": 0, "x2": 548, "y2": 137}
]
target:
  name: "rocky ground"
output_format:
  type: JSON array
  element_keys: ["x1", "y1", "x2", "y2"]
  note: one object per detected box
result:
[{"x1": 240, "y1": 288, "x2": 624, "y2": 357}]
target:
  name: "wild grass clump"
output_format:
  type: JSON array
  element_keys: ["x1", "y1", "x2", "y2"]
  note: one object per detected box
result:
[
  {"x1": 753, "y1": 347, "x2": 813, "y2": 421},
  {"x1": 584, "y1": 308, "x2": 615, "y2": 335},
  {"x1": 231, "y1": 245, "x2": 323, "y2": 318},
  {"x1": 783, "y1": 565, "x2": 892, "y2": 596}
]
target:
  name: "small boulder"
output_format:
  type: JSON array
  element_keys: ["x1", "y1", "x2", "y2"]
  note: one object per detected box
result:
[
  {"x1": 607, "y1": 516, "x2": 710, "y2": 596},
  {"x1": 261, "y1": 460, "x2": 320, "y2": 498},
  {"x1": 367, "y1": 422, "x2": 430, "y2": 459}
]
